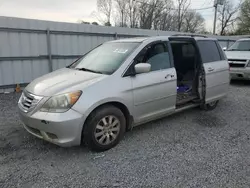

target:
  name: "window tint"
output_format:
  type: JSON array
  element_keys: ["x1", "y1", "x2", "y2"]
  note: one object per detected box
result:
[
  {"x1": 135, "y1": 43, "x2": 171, "y2": 71},
  {"x1": 197, "y1": 41, "x2": 221, "y2": 63}
]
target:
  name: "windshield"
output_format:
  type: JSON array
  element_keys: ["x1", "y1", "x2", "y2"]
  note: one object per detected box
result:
[
  {"x1": 69, "y1": 42, "x2": 139, "y2": 75},
  {"x1": 227, "y1": 41, "x2": 250, "y2": 51}
]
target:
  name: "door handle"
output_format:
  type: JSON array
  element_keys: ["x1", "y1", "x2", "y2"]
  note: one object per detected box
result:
[
  {"x1": 208, "y1": 67, "x2": 214, "y2": 72},
  {"x1": 165, "y1": 74, "x2": 175, "y2": 79}
]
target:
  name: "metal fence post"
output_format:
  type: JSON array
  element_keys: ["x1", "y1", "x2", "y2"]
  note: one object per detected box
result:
[
  {"x1": 46, "y1": 29, "x2": 53, "y2": 72},
  {"x1": 114, "y1": 32, "x2": 118, "y2": 40},
  {"x1": 227, "y1": 40, "x2": 230, "y2": 49}
]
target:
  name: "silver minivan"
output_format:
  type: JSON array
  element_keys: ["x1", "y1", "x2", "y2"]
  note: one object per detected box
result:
[{"x1": 18, "y1": 36, "x2": 229, "y2": 151}]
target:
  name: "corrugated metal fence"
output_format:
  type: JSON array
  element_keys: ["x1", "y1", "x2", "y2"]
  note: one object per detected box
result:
[{"x1": 0, "y1": 16, "x2": 239, "y2": 92}]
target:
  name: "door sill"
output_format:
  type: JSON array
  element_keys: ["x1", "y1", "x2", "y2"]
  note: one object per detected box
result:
[
  {"x1": 176, "y1": 94, "x2": 199, "y2": 106},
  {"x1": 175, "y1": 103, "x2": 200, "y2": 112}
]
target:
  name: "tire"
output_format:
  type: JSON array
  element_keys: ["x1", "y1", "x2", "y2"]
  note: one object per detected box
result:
[
  {"x1": 83, "y1": 105, "x2": 126, "y2": 152},
  {"x1": 201, "y1": 100, "x2": 219, "y2": 111}
]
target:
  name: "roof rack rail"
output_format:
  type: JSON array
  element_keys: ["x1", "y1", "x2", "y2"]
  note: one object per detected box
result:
[
  {"x1": 240, "y1": 36, "x2": 250, "y2": 38},
  {"x1": 171, "y1": 34, "x2": 207, "y2": 38}
]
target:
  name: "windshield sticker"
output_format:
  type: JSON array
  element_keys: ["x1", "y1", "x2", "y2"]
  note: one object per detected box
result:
[{"x1": 113, "y1": 49, "x2": 128, "y2": 54}]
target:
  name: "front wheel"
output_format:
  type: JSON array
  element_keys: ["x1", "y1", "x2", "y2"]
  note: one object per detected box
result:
[{"x1": 83, "y1": 105, "x2": 126, "y2": 152}]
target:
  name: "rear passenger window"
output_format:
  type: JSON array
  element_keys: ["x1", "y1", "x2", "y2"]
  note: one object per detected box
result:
[{"x1": 197, "y1": 41, "x2": 222, "y2": 63}]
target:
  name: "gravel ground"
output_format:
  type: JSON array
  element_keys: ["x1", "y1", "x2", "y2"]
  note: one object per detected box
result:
[{"x1": 0, "y1": 81, "x2": 250, "y2": 188}]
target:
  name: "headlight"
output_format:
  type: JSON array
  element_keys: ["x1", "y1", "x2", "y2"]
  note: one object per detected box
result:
[{"x1": 40, "y1": 91, "x2": 82, "y2": 113}]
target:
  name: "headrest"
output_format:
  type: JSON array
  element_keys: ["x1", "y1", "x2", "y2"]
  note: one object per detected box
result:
[
  {"x1": 154, "y1": 44, "x2": 165, "y2": 54},
  {"x1": 182, "y1": 44, "x2": 195, "y2": 57}
]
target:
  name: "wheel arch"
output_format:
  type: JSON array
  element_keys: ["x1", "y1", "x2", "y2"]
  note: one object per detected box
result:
[{"x1": 81, "y1": 101, "x2": 133, "y2": 144}]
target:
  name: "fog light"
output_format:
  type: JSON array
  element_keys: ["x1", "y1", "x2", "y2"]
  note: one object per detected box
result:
[{"x1": 46, "y1": 132, "x2": 58, "y2": 139}]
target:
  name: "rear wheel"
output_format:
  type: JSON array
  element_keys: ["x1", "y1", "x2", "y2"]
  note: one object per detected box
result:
[
  {"x1": 201, "y1": 100, "x2": 219, "y2": 111},
  {"x1": 83, "y1": 105, "x2": 126, "y2": 151}
]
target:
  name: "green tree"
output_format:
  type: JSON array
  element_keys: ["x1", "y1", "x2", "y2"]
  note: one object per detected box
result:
[
  {"x1": 92, "y1": 22, "x2": 99, "y2": 25},
  {"x1": 104, "y1": 21, "x2": 112, "y2": 26},
  {"x1": 81, "y1": 21, "x2": 90, "y2": 24},
  {"x1": 237, "y1": 0, "x2": 250, "y2": 34}
]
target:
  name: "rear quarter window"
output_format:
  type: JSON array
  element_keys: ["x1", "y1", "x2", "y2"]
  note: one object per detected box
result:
[{"x1": 197, "y1": 40, "x2": 224, "y2": 63}]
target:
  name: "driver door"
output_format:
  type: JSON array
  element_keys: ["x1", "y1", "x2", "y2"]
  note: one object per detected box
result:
[{"x1": 130, "y1": 42, "x2": 177, "y2": 124}]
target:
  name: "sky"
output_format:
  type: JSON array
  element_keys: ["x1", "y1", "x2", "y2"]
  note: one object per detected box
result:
[{"x1": 0, "y1": 0, "x2": 240, "y2": 31}]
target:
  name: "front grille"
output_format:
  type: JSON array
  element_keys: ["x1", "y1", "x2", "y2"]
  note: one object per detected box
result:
[
  {"x1": 22, "y1": 92, "x2": 34, "y2": 109},
  {"x1": 228, "y1": 59, "x2": 247, "y2": 62},
  {"x1": 19, "y1": 91, "x2": 43, "y2": 112},
  {"x1": 229, "y1": 63, "x2": 246, "y2": 68},
  {"x1": 228, "y1": 59, "x2": 247, "y2": 63},
  {"x1": 228, "y1": 59, "x2": 247, "y2": 68}
]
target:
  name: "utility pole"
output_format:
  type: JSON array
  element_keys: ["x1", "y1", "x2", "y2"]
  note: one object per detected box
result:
[
  {"x1": 213, "y1": 0, "x2": 218, "y2": 35},
  {"x1": 213, "y1": 0, "x2": 224, "y2": 35},
  {"x1": 178, "y1": 3, "x2": 181, "y2": 32},
  {"x1": 121, "y1": 10, "x2": 124, "y2": 27}
]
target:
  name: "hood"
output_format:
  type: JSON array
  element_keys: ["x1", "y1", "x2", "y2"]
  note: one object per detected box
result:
[
  {"x1": 225, "y1": 51, "x2": 250, "y2": 60},
  {"x1": 26, "y1": 68, "x2": 107, "y2": 96}
]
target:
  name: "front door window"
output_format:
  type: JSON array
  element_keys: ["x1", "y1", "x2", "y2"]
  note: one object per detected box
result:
[{"x1": 135, "y1": 43, "x2": 171, "y2": 72}]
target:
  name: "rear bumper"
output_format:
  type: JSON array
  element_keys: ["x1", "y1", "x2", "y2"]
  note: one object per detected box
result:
[
  {"x1": 230, "y1": 67, "x2": 250, "y2": 80},
  {"x1": 19, "y1": 109, "x2": 84, "y2": 147}
]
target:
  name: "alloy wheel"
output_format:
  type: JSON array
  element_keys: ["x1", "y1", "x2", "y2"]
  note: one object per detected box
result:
[{"x1": 94, "y1": 115, "x2": 121, "y2": 145}]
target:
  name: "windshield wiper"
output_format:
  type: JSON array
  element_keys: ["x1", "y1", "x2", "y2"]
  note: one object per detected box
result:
[{"x1": 75, "y1": 67, "x2": 103, "y2": 74}]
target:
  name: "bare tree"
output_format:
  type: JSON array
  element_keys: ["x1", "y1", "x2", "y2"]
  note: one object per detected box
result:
[
  {"x1": 138, "y1": 0, "x2": 155, "y2": 29},
  {"x1": 114, "y1": 0, "x2": 129, "y2": 27},
  {"x1": 97, "y1": 0, "x2": 113, "y2": 25},
  {"x1": 182, "y1": 11, "x2": 205, "y2": 33},
  {"x1": 152, "y1": 0, "x2": 175, "y2": 30},
  {"x1": 164, "y1": 13, "x2": 179, "y2": 31},
  {"x1": 177, "y1": 0, "x2": 190, "y2": 32},
  {"x1": 153, "y1": 0, "x2": 191, "y2": 32},
  {"x1": 217, "y1": 0, "x2": 239, "y2": 35},
  {"x1": 98, "y1": 0, "x2": 206, "y2": 32},
  {"x1": 90, "y1": 11, "x2": 104, "y2": 24},
  {"x1": 128, "y1": 0, "x2": 140, "y2": 28},
  {"x1": 138, "y1": 0, "x2": 168, "y2": 29}
]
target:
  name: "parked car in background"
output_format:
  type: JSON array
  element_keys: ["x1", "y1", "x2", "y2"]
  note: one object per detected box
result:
[
  {"x1": 225, "y1": 38, "x2": 250, "y2": 80},
  {"x1": 18, "y1": 36, "x2": 229, "y2": 151}
]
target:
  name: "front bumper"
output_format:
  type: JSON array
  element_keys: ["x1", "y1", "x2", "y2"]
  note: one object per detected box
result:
[
  {"x1": 230, "y1": 67, "x2": 250, "y2": 80},
  {"x1": 19, "y1": 108, "x2": 84, "y2": 147}
]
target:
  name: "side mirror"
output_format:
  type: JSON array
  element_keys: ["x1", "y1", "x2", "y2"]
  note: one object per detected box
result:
[
  {"x1": 134, "y1": 63, "x2": 151, "y2": 74},
  {"x1": 223, "y1": 47, "x2": 227, "y2": 51}
]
